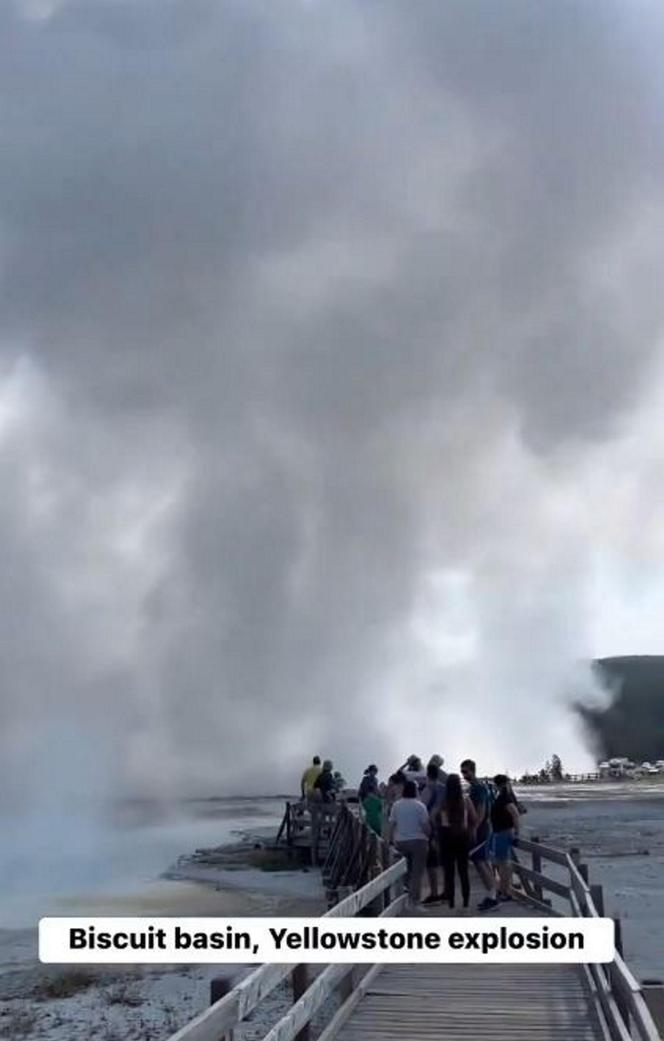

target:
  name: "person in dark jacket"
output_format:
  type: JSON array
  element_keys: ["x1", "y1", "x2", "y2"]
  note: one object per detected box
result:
[
  {"x1": 313, "y1": 760, "x2": 336, "y2": 802},
  {"x1": 359, "y1": 764, "x2": 379, "y2": 801},
  {"x1": 421, "y1": 762, "x2": 446, "y2": 904},
  {"x1": 359, "y1": 765, "x2": 382, "y2": 835},
  {"x1": 438, "y1": 773, "x2": 477, "y2": 910}
]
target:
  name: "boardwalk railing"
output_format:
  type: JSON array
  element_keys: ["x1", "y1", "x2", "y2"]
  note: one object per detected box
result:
[
  {"x1": 167, "y1": 815, "x2": 660, "y2": 1041},
  {"x1": 322, "y1": 802, "x2": 397, "y2": 907},
  {"x1": 167, "y1": 849, "x2": 407, "y2": 1041},
  {"x1": 519, "y1": 772, "x2": 602, "y2": 784},
  {"x1": 514, "y1": 836, "x2": 661, "y2": 1041},
  {"x1": 276, "y1": 801, "x2": 350, "y2": 866}
]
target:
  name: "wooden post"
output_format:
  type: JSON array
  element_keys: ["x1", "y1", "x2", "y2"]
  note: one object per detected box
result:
[
  {"x1": 210, "y1": 976, "x2": 232, "y2": 1004},
  {"x1": 381, "y1": 841, "x2": 391, "y2": 911},
  {"x1": 210, "y1": 976, "x2": 234, "y2": 1041},
  {"x1": 292, "y1": 964, "x2": 310, "y2": 1041},
  {"x1": 336, "y1": 966, "x2": 355, "y2": 1003},
  {"x1": 368, "y1": 833, "x2": 383, "y2": 916},
  {"x1": 311, "y1": 803, "x2": 320, "y2": 866},
  {"x1": 609, "y1": 917, "x2": 630, "y2": 1029},
  {"x1": 392, "y1": 847, "x2": 405, "y2": 898},
  {"x1": 590, "y1": 883, "x2": 604, "y2": 916},
  {"x1": 642, "y1": 983, "x2": 664, "y2": 1037},
  {"x1": 531, "y1": 834, "x2": 543, "y2": 902},
  {"x1": 340, "y1": 826, "x2": 363, "y2": 887},
  {"x1": 569, "y1": 848, "x2": 589, "y2": 912},
  {"x1": 610, "y1": 953, "x2": 630, "y2": 1029},
  {"x1": 276, "y1": 803, "x2": 288, "y2": 846}
]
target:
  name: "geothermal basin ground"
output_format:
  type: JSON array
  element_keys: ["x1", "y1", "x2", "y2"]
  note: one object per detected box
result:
[{"x1": 0, "y1": 783, "x2": 662, "y2": 1040}]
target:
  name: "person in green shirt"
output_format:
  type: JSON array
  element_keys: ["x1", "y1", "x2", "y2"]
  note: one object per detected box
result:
[{"x1": 363, "y1": 790, "x2": 383, "y2": 836}]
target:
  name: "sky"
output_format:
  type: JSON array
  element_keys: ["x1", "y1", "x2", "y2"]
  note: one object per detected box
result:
[{"x1": 1, "y1": 0, "x2": 664, "y2": 820}]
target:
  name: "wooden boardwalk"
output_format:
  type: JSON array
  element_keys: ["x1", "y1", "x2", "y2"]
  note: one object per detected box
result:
[
  {"x1": 332, "y1": 963, "x2": 600, "y2": 1041},
  {"x1": 327, "y1": 898, "x2": 602, "y2": 1041},
  {"x1": 169, "y1": 806, "x2": 662, "y2": 1041}
]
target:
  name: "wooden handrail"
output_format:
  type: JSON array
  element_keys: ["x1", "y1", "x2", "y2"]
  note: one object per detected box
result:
[
  {"x1": 514, "y1": 836, "x2": 570, "y2": 866},
  {"x1": 554, "y1": 859, "x2": 659, "y2": 1041},
  {"x1": 167, "y1": 837, "x2": 406, "y2": 1041},
  {"x1": 168, "y1": 811, "x2": 660, "y2": 1041},
  {"x1": 609, "y1": 956, "x2": 662, "y2": 1041},
  {"x1": 511, "y1": 860, "x2": 572, "y2": 899},
  {"x1": 325, "y1": 859, "x2": 405, "y2": 918},
  {"x1": 167, "y1": 962, "x2": 294, "y2": 1041},
  {"x1": 260, "y1": 894, "x2": 408, "y2": 1041}
]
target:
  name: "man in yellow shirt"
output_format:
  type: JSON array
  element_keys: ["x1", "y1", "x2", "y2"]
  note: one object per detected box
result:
[{"x1": 301, "y1": 756, "x2": 322, "y2": 798}]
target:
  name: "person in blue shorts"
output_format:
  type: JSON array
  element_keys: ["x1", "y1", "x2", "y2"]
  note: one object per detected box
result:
[
  {"x1": 460, "y1": 759, "x2": 498, "y2": 911},
  {"x1": 490, "y1": 774, "x2": 520, "y2": 902}
]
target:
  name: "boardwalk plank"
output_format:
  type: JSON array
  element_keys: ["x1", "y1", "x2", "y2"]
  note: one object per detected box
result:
[{"x1": 333, "y1": 962, "x2": 602, "y2": 1041}]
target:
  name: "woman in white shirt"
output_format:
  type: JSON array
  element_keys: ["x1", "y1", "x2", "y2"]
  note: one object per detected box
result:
[{"x1": 388, "y1": 780, "x2": 431, "y2": 906}]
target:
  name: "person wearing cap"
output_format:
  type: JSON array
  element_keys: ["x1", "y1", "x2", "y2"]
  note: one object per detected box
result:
[
  {"x1": 402, "y1": 755, "x2": 427, "y2": 791},
  {"x1": 313, "y1": 760, "x2": 337, "y2": 802},
  {"x1": 427, "y1": 754, "x2": 447, "y2": 784}
]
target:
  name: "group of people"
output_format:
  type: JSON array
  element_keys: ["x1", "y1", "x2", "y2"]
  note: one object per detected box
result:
[
  {"x1": 300, "y1": 756, "x2": 346, "y2": 802},
  {"x1": 385, "y1": 757, "x2": 524, "y2": 911},
  {"x1": 298, "y1": 751, "x2": 522, "y2": 913},
  {"x1": 358, "y1": 755, "x2": 522, "y2": 912}
]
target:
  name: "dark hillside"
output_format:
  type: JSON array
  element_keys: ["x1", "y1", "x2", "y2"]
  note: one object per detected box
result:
[{"x1": 578, "y1": 656, "x2": 664, "y2": 761}]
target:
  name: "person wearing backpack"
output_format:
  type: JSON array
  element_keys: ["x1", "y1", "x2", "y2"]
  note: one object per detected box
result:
[
  {"x1": 438, "y1": 773, "x2": 477, "y2": 910},
  {"x1": 420, "y1": 761, "x2": 447, "y2": 904},
  {"x1": 460, "y1": 758, "x2": 499, "y2": 911}
]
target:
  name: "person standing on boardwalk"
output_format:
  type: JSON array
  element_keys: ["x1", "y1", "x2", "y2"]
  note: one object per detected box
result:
[
  {"x1": 401, "y1": 755, "x2": 427, "y2": 791},
  {"x1": 439, "y1": 773, "x2": 477, "y2": 910},
  {"x1": 358, "y1": 764, "x2": 379, "y2": 801},
  {"x1": 301, "y1": 756, "x2": 322, "y2": 799},
  {"x1": 313, "y1": 760, "x2": 337, "y2": 802},
  {"x1": 460, "y1": 758, "x2": 499, "y2": 911},
  {"x1": 427, "y1": 754, "x2": 447, "y2": 784},
  {"x1": 388, "y1": 779, "x2": 431, "y2": 907},
  {"x1": 420, "y1": 762, "x2": 447, "y2": 905},
  {"x1": 384, "y1": 771, "x2": 405, "y2": 809},
  {"x1": 332, "y1": 770, "x2": 346, "y2": 794},
  {"x1": 490, "y1": 774, "x2": 520, "y2": 901},
  {"x1": 359, "y1": 765, "x2": 383, "y2": 836}
]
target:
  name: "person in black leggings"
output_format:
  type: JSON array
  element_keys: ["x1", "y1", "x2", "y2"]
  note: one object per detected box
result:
[{"x1": 439, "y1": 773, "x2": 478, "y2": 909}]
